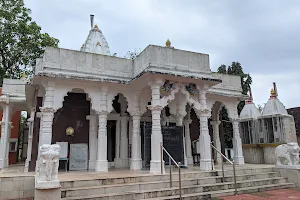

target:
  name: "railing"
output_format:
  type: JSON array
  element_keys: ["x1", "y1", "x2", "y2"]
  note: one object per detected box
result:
[
  {"x1": 210, "y1": 142, "x2": 238, "y2": 195},
  {"x1": 160, "y1": 142, "x2": 182, "y2": 200}
]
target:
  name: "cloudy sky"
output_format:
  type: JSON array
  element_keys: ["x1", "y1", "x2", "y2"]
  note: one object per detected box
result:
[{"x1": 24, "y1": 0, "x2": 300, "y2": 108}]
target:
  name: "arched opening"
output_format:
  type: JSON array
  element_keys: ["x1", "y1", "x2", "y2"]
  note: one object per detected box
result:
[{"x1": 52, "y1": 89, "x2": 91, "y2": 171}]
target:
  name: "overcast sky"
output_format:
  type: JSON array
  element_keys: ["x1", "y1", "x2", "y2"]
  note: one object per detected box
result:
[{"x1": 24, "y1": 0, "x2": 300, "y2": 108}]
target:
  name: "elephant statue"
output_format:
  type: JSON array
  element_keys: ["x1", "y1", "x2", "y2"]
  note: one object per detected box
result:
[{"x1": 275, "y1": 142, "x2": 300, "y2": 166}]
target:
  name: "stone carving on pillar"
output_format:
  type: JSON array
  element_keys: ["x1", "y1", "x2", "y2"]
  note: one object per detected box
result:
[
  {"x1": 231, "y1": 117, "x2": 245, "y2": 165},
  {"x1": 275, "y1": 143, "x2": 300, "y2": 167},
  {"x1": 211, "y1": 120, "x2": 222, "y2": 165},
  {"x1": 39, "y1": 107, "x2": 55, "y2": 147},
  {"x1": 35, "y1": 144, "x2": 61, "y2": 189},
  {"x1": 127, "y1": 93, "x2": 142, "y2": 170},
  {"x1": 148, "y1": 79, "x2": 165, "y2": 174},
  {"x1": 95, "y1": 86, "x2": 109, "y2": 172}
]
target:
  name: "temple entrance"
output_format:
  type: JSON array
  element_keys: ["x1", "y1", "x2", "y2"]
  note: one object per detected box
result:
[
  {"x1": 107, "y1": 120, "x2": 116, "y2": 163},
  {"x1": 52, "y1": 92, "x2": 90, "y2": 171},
  {"x1": 141, "y1": 122, "x2": 185, "y2": 169}
]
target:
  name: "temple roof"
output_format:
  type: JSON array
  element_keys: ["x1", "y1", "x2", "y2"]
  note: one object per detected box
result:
[
  {"x1": 80, "y1": 24, "x2": 110, "y2": 55},
  {"x1": 262, "y1": 83, "x2": 288, "y2": 117},
  {"x1": 240, "y1": 89, "x2": 262, "y2": 120}
]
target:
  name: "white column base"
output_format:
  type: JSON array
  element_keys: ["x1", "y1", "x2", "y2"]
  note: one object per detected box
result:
[
  {"x1": 88, "y1": 160, "x2": 96, "y2": 170},
  {"x1": 234, "y1": 156, "x2": 245, "y2": 165},
  {"x1": 114, "y1": 158, "x2": 128, "y2": 168},
  {"x1": 187, "y1": 156, "x2": 193, "y2": 165},
  {"x1": 130, "y1": 159, "x2": 142, "y2": 170},
  {"x1": 24, "y1": 160, "x2": 30, "y2": 172},
  {"x1": 95, "y1": 160, "x2": 108, "y2": 172},
  {"x1": 150, "y1": 160, "x2": 165, "y2": 174},
  {"x1": 200, "y1": 159, "x2": 212, "y2": 171}
]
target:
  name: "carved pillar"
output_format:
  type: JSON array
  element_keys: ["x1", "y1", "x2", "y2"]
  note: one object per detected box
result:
[
  {"x1": 87, "y1": 113, "x2": 98, "y2": 170},
  {"x1": 95, "y1": 111, "x2": 108, "y2": 172},
  {"x1": 119, "y1": 115, "x2": 129, "y2": 168},
  {"x1": 184, "y1": 119, "x2": 193, "y2": 165},
  {"x1": 95, "y1": 87, "x2": 109, "y2": 172},
  {"x1": 24, "y1": 111, "x2": 35, "y2": 172},
  {"x1": 114, "y1": 119, "x2": 121, "y2": 167},
  {"x1": 0, "y1": 103, "x2": 12, "y2": 169},
  {"x1": 130, "y1": 115, "x2": 142, "y2": 170},
  {"x1": 197, "y1": 84, "x2": 212, "y2": 171},
  {"x1": 39, "y1": 81, "x2": 55, "y2": 147},
  {"x1": 232, "y1": 118, "x2": 245, "y2": 165},
  {"x1": 211, "y1": 120, "x2": 222, "y2": 164},
  {"x1": 148, "y1": 80, "x2": 165, "y2": 174}
]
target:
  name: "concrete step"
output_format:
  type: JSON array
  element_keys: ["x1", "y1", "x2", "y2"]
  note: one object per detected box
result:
[
  {"x1": 143, "y1": 183, "x2": 296, "y2": 200},
  {"x1": 61, "y1": 172, "x2": 280, "y2": 198},
  {"x1": 60, "y1": 167, "x2": 275, "y2": 189},
  {"x1": 61, "y1": 177, "x2": 289, "y2": 199}
]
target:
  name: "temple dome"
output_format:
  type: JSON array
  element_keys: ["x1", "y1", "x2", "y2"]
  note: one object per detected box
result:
[
  {"x1": 262, "y1": 84, "x2": 288, "y2": 117},
  {"x1": 80, "y1": 24, "x2": 110, "y2": 55},
  {"x1": 240, "y1": 90, "x2": 262, "y2": 120}
]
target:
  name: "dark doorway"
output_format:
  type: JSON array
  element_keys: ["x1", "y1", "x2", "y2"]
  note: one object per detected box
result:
[
  {"x1": 52, "y1": 92, "x2": 90, "y2": 171},
  {"x1": 107, "y1": 120, "x2": 116, "y2": 162}
]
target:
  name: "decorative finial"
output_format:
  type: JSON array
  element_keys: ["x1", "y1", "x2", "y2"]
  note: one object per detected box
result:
[
  {"x1": 166, "y1": 39, "x2": 171, "y2": 47},
  {"x1": 270, "y1": 88, "x2": 277, "y2": 98},
  {"x1": 96, "y1": 41, "x2": 101, "y2": 46},
  {"x1": 21, "y1": 72, "x2": 27, "y2": 80},
  {"x1": 245, "y1": 88, "x2": 253, "y2": 104},
  {"x1": 90, "y1": 14, "x2": 94, "y2": 29},
  {"x1": 94, "y1": 24, "x2": 99, "y2": 30}
]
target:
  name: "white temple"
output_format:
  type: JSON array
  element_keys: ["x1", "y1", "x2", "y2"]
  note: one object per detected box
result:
[{"x1": 0, "y1": 16, "x2": 297, "y2": 175}]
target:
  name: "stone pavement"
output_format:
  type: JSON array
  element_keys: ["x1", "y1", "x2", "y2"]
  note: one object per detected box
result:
[{"x1": 219, "y1": 188, "x2": 300, "y2": 200}]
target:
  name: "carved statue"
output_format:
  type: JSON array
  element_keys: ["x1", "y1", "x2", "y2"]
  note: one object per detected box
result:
[
  {"x1": 275, "y1": 142, "x2": 300, "y2": 166},
  {"x1": 35, "y1": 144, "x2": 61, "y2": 189}
]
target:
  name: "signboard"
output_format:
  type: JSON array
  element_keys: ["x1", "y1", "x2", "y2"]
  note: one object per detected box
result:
[
  {"x1": 162, "y1": 126, "x2": 184, "y2": 165},
  {"x1": 69, "y1": 143, "x2": 88, "y2": 171},
  {"x1": 56, "y1": 142, "x2": 68, "y2": 158}
]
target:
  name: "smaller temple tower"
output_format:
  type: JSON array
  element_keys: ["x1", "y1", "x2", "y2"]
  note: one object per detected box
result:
[
  {"x1": 240, "y1": 83, "x2": 297, "y2": 164},
  {"x1": 80, "y1": 15, "x2": 111, "y2": 55}
]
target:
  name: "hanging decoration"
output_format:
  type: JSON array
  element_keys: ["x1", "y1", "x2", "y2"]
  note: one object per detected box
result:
[
  {"x1": 66, "y1": 127, "x2": 75, "y2": 137},
  {"x1": 185, "y1": 83, "x2": 198, "y2": 96},
  {"x1": 160, "y1": 80, "x2": 174, "y2": 96}
]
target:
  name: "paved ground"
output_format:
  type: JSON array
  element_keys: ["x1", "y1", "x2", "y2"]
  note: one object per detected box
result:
[{"x1": 219, "y1": 188, "x2": 300, "y2": 200}]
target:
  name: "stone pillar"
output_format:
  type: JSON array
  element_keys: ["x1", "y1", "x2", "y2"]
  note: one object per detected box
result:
[
  {"x1": 0, "y1": 103, "x2": 11, "y2": 169},
  {"x1": 197, "y1": 84, "x2": 212, "y2": 171},
  {"x1": 119, "y1": 115, "x2": 129, "y2": 168},
  {"x1": 198, "y1": 110, "x2": 212, "y2": 170},
  {"x1": 184, "y1": 119, "x2": 193, "y2": 165},
  {"x1": 130, "y1": 115, "x2": 142, "y2": 170},
  {"x1": 39, "y1": 81, "x2": 55, "y2": 147},
  {"x1": 114, "y1": 119, "x2": 121, "y2": 167},
  {"x1": 232, "y1": 118, "x2": 245, "y2": 165},
  {"x1": 24, "y1": 113, "x2": 35, "y2": 172},
  {"x1": 211, "y1": 120, "x2": 222, "y2": 165},
  {"x1": 148, "y1": 80, "x2": 164, "y2": 174},
  {"x1": 87, "y1": 114, "x2": 98, "y2": 170},
  {"x1": 95, "y1": 111, "x2": 108, "y2": 172}
]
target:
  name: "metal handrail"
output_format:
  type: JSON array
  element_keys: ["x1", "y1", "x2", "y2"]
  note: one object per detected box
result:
[
  {"x1": 210, "y1": 142, "x2": 237, "y2": 195},
  {"x1": 160, "y1": 142, "x2": 182, "y2": 200}
]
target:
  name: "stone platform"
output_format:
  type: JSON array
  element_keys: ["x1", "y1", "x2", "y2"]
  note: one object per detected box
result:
[{"x1": 0, "y1": 164, "x2": 296, "y2": 200}]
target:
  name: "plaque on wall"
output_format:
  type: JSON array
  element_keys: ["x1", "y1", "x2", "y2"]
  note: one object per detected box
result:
[
  {"x1": 56, "y1": 142, "x2": 68, "y2": 158},
  {"x1": 69, "y1": 143, "x2": 88, "y2": 171}
]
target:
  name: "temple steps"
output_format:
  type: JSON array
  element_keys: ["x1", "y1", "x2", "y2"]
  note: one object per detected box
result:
[{"x1": 61, "y1": 167, "x2": 295, "y2": 200}]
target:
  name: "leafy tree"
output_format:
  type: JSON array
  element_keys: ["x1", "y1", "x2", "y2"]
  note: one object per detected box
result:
[
  {"x1": 217, "y1": 62, "x2": 252, "y2": 114},
  {"x1": 217, "y1": 62, "x2": 252, "y2": 148},
  {"x1": 0, "y1": 0, "x2": 59, "y2": 84}
]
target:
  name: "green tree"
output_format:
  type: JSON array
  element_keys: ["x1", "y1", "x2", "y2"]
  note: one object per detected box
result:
[
  {"x1": 217, "y1": 62, "x2": 252, "y2": 148},
  {"x1": 0, "y1": 0, "x2": 59, "y2": 84}
]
